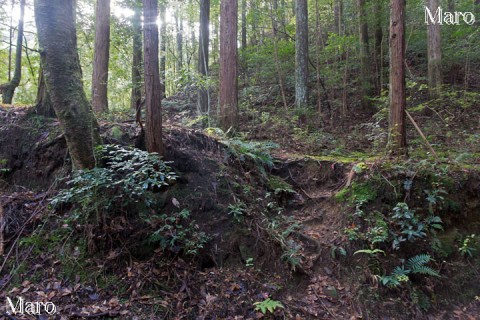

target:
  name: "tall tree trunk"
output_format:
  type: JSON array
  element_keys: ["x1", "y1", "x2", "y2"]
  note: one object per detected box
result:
[
  {"x1": 357, "y1": 0, "x2": 373, "y2": 109},
  {"x1": 159, "y1": 2, "x2": 166, "y2": 96},
  {"x1": 250, "y1": 1, "x2": 258, "y2": 46},
  {"x1": 475, "y1": 0, "x2": 480, "y2": 27},
  {"x1": 35, "y1": 0, "x2": 100, "y2": 169},
  {"x1": 7, "y1": 0, "x2": 14, "y2": 82},
  {"x1": 295, "y1": 0, "x2": 308, "y2": 108},
  {"x1": 334, "y1": 0, "x2": 343, "y2": 35},
  {"x1": 2, "y1": 0, "x2": 25, "y2": 104},
  {"x1": 92, "y1": 0, "x2": 110, "y2": 113},
  {"x1": 143, "y1": 0, "x2": 163, "y2": 154},
  {"x1": 426, "y1": 0, "x2": 442, "y2": 99},
  {"x1": 388, "y1": 0, "x2": 407, "y2": 156},
  {"x1": 270, "y1": 0, "x2": 288, "y2": 110},
  {"x1": 374, "y1": 0, "x2": 384, "y2": 95},
  {"x1": 35, "y1": 63, "x2": 55, "y2": 117},
  {"x1": 198, "y1": 0, "x2": 210, "y2": 115},
  {"x1": 315, "y1": 0, "x2": 323, "y2": 115},
  {"x1": 279, "y1": 0, "x2": 288, "y2": 39},
  {"x1": 131, "y1": 2, "x2": 143, "y2": 111},
  {"x1": 175, "y1": 4, "x2": 183, "y2": 74},
  {"x1": 241, "y1": 0, "x2": 247, "y2": 49},
  {"x1": 447, "y1": 0, "x2": 454, "y2": 13},
  {"x1": 219, "y1": 0, "x2": 238, "y2": 131}
]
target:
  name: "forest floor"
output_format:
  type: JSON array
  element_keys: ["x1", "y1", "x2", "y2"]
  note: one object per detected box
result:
[{"x1": 0, "y1": 88, "x2": 479, "y2": 319}]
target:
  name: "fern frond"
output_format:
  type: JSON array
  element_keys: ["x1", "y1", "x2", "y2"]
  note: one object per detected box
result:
[
  {"x1": 406, "y1": 254, "x2": 440, "y2": 277},
  {"x1": 392, "y1": 265, "x2": 410, "y2": 277},
  {"x1": 412, "y1": 265, "x2": 440, "y2": 277},
  {"x1": 406, "y1": 254, "x2": 432, "y2": 270}
]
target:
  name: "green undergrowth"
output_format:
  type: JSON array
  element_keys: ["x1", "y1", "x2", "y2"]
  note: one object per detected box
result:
[
  {"x1": 29, "y1": 145, "x2": 210, "y2": 283},
  {"x1": 335, "y1": 158, "x2": 480, "y2": 312}
]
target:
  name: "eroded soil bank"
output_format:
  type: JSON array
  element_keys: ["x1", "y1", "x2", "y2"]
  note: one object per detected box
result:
[{"x1": 1, "y1": 106, "x2": 479, "y2": 319}]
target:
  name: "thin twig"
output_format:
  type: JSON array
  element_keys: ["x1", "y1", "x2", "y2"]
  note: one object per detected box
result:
[{"x1": 406, "y1": 110, "x2": 439, "y2": 161}]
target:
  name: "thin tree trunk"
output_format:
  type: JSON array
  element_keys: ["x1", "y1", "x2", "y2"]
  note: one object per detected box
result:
[
  {"x1": 250, "y1": 1, "x2": 258, "y2": 46},
  {"x1": 342, "y1": 47, "x2": 349, "y2": 118},
  {"x1": 219, "y1": 0, "x2": 238, "y2": 131},
  {"x1": 295, "y1": 0, "x2": 308, "y2": 108},
  {"x1": 92, "y1": 0, "x2": 110, "y2": 113},
  {"x1": 270, "y1": 0, "x2": 288, "y2": 110},
  {"x1": 160, "y1": 2, "x2": 166, "y2": 88},
  {"x1": 315, "y1": 0, "x2": 323, "y2": 115},
  {"x1": 357, "y1": 0, "x2": 373, "y2": 109},
  {"x1": 175, "y1": 4, "x2": 183, "y2": 73},
  {"x1": 35, "y1": 0, "x2": 100, "y2": 169},
  {"x1": 334, "y1": 0, "x2": 343, "y2": 35},
  {"x1": 426, "y1": 0, "x2": 442, "y2": 98},
  {"x1": 198, "y1": 0, "x2": 210, "y2": 115},
  {"x1": 374, "y1": 0, "x2": 384, "y2": 95},
  {"x1": 131, "y1": 2, "x2": 143, "y2": 111},
  {"x1": 2, "y1": 0, "x2": 25, "y2": 104},
  {"x1": 143, "y1": 0, "x2": 163, "y2": 154},
  {"x1": 388, "y1": 0, "x2": 407, "y2": 156},
  {"x1": 447, "y1": 0, "x2": 454, "y2": 14},
  {"x1": 7, "y1": 0, "x2": 14, "y2": 82},
  {"x1": 241, "y1": 0, "x2": 247, "y2": 49}
]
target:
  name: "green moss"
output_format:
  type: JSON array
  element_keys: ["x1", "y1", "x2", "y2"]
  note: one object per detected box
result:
[
  {"x1": 110, "y1": 126, "x2": 123, "y2": 140},
  {"x1": 305, "y1": 153, "x2": 379, "y2": 164},
  {"x1": 335, "y1": 181, "x2": 378, "y2": 204},
  {"x1": 267, "y1": 175, "x2": 294, "y2": 194}
]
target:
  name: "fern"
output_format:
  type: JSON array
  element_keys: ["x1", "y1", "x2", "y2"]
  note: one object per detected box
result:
[
  {"x1": 381, "y1": 254, "x2": 439, "y2": 288},
  {"x1": 406, "y1": 254, "x2": 431, "y2": 270},
  {"x1": 406, "y1": 254, "x2": 440, "y2": 277},
  {"x1": 222, "y1": 139, "x2": 278, "y2": 174}
]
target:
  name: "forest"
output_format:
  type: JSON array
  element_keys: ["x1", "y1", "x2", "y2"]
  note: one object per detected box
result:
[{"x1": 0, "y1": 0, "x2": 479, "y2": 318}]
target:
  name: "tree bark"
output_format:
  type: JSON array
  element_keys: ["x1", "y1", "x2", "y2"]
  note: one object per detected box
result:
[
  {"x1": 334, "y1": 0, "x2": 343, "y2": 35},
  {"x1": 2, "y1": 0, "x2": 25, "y2": 104},
  {"x1": 159, "y1": 2, "x2": 166, "y2": 96},
  {"x1": 175, "y1": 4, "x2": 183, "y2": 73},
  {"x1": 374, "y1": 0, "x2": 384, "y2": 95},
  {"x1": 271, "y1": 0, "x2": 288, "y2": 110},
  {"x1": 143, "y1": 0, "x2": 163, "y2": 154},
  {"x1": 241, "y1": 0, "x2": 247, "y2": 49},
  {"x1": 92, "y1": 0, "x2": 110, "y2": 113},
  {"x1": 388, "y1": 0, "x2": 407, "y2": 156},
  {"x1": 219, "y1": 0, "x2": 238, "y2": 131},
  {"x1": 357, "y1": 0, "x2": 373, "y2": 108},
  {"x1": 426, "y1": 0, "x2": 442, "y2": 98},
  {"x1": 131, "y1": 1, "x2": 143, "y2": 111},
  {"x1": 35, "y1": 63, "x2": 55, "y2": 117},
  {"x1": 198, "y1": 0, "x2": 210, "y2": 115},
  {"x1": 34, "y1": 0, "x2": 100, "y2": 169},
  {"x1": 295, "y1": 0, "x2": 308, "y2": 108}
]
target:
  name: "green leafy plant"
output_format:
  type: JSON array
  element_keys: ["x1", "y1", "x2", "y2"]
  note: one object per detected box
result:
[
  {"x1": 266, "y1": 217, "x2": 303, "y2": 270},
  {"x1": 0, "y1": 158, "x2": 9, "y2": 174},
  {"x1": 381, "y1": 254, "x2": 440, "y2": 288},
  {"x1": 148, "y1": 209, "x2": 210, "y2": 255},
  {"x1": 222, "y1": 139, "x2": 278, "y2": 175},
  {"x1": 281, "y1": 239, "x2": 302, "y2": 270},
  {"x1": 459, "y1": 234, "x2": 477, "y2": 258},
  {"x1": 228, "y1": 201, "x2": 246, "y2": 223},
  {"x1": 390, "y1": 203, "x2": 443, "y2": 250},
  {"x1": 354, "y1": 249, "x2": 386, "y2": 256},
  {"x1": 50, "y1": 145, "x2": 177, "y2": 226},
  {"x1": 253, "y1": 298, "x2": 284, "y2": 314}
]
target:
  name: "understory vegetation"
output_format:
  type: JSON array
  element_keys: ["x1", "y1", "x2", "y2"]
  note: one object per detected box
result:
[{"x1": 1, "y1": 0, "x2": 479, "y2": 318}]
